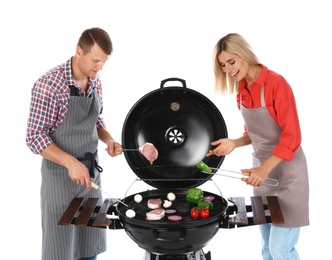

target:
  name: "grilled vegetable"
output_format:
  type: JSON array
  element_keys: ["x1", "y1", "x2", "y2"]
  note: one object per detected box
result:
[
  {"x1": 125, "y1": 209, "x2": 136, "y2": 218},
  {"x1": 167, "y1": 192, "x2": 176, "y2": 201},
  {"x1": 202, "y1": 196, "x2": 215, "y2": 202},
  {"x1": 163, "y1": 200, "x2": 172, "y2": 208},
  {"x1": 186, "y1": 188, "x2": 203, "y2": 204},
  {"x1": 134, "y1": 194, "x2": 143, "y2": 203},
  {"x1": 165, "y1": 209, "x2": 176, "y2": 214},
  {"x1": 197, "y1": 200, "x2": 214, "y2": 210},
  {"x1": 196, "y1": 161, "x2": 212, "y2": 173},
  {"x1": 199, "y1": 206, "x2": 210, "y2": 219},
  {"x1": 168, "y1": 215, "x2": 182, "y2": 222},
  {"x1": 190, "y1": 207, "x2": 201, "y2": 219}
]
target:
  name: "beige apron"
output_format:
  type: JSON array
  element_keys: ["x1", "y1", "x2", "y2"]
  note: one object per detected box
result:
[
  {"x1": 41, "y1": 87, "x2": 106, "y2": 260},
  {"x1": 240, "y1": 86, "x2": 309, "y2": 228}
]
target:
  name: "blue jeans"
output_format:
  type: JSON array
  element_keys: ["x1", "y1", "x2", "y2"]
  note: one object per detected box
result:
[
  {"x1": 259, "y1": 224, "x2": 300, "y2": 260},
  {"x1": 78, "y1": 257, "x2": 97, "y2": 260}
]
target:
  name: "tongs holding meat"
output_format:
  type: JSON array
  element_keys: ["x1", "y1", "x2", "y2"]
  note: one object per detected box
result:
[
  {"x1": 116, "y1": 142, "x2": 158, "y2": 165},
  {"x1": 196, "y1": 161, "x2": 278, "y2": 187}
]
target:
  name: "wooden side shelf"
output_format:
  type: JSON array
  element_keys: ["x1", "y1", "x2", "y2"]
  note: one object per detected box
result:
[
  {"x1": 58, "y1": 198, "x2": 85, "y2": 225},
  {"x1": 93, "y1": 199, "x2": 113, "y2": 227},
  {"x1": 226, "y1": 196, "x2": 284, "y2": 227},
  {"x1": 74, "y1": 198, "x2": 99, "y2": 226},
  {"x1": 58, "y1": 197, "x2": 120, "y2": 228}
]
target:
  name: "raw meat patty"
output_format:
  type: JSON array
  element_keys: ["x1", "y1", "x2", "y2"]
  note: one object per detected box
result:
[
  {"x1": 139, "y1": 142, "x2": 158, "y2": 165},
  {"x1": 147, "y1": 198, "x2": 162, "y2": 209},
  {"x1": 146, "y1": 208, "x2": 165, "y2": 221}
]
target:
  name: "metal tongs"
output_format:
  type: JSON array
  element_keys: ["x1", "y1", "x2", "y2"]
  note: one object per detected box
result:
[
  {"x1": 90, "y1": 182, "x2": 146, "y2": 217},
  {"x1": 196, "y1": 161, "x2": 278, "y2": 187},
  {"x1": 202, "y1": 168, "x2": 278, "y2": 187}
]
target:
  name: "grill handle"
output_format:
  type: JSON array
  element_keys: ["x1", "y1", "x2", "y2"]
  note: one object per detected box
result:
[
  {"x1": 160, "y1": 77, "x2": 187, "y2": 89},
  {"x1": 153, "y1": 228, "x2": 186, "y2": 242}
]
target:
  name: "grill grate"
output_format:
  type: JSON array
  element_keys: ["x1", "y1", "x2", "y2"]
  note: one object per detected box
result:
[
  {"x1": 119, "y1": 191, "x2": 227, "y2": 224},
  {"x1": 137, "y1": 178, "x2": 208, "y2": 181},
  {"x1": 134, "y1": 165, "x2": 211, "y2": 181}
]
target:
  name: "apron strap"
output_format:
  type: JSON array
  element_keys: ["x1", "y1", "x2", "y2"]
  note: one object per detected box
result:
[
  {"x1": 69, "y1": 85, "x2": 80, "y2": 96},
  {"x1": 76, "y1": 151, "x2": 103, "y2": 178}
]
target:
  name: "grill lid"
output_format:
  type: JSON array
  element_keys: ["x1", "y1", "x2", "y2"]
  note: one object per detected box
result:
[{"x1": 121, "y1": 78, "x2": 227, "y2": 189}]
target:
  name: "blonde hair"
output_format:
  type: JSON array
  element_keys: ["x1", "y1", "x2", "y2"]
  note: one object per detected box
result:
[{"x1": 213, "y1": 33, "x2": 259, "y2": 94}]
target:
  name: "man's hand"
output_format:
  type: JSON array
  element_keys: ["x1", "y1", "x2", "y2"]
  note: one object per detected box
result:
[{"x1": 67, "y1": 159, "x2": 92, "y2": 189}]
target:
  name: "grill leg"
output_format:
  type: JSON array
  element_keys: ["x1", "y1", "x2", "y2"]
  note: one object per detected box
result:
[
  {"x1": 143, "y1": 250, "x2": 211, "y2": 260},
  {"x1": 203, "y1": 251, "x2": 211, "y2": 260},
  {"x1": 192, "y1": 250, "x2": 211, "y2": 260},
  {"x1": 143, "y1": 251, "x2": 152, "y2": 260}
]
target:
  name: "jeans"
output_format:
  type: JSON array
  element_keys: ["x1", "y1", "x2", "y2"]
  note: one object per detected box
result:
[
  {"x1": 78, "y1": 257, "x2": 97, "y2": 260},
  {"x1": 259, "y1": 224, "x2": 300, "y2": 260}
]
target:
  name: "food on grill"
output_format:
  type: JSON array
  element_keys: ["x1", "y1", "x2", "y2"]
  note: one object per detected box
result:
[
  {"x1": 186, "y1": 187, "x2": 214, "y2": 210},
  {"x1": 196, "y1": 161, "x2": 212, "y2": 173},
  {"x1": 146, "y1": 208, "x2": 165, "y2": 221},
  {"x1": 165, "y1": 209, "x2": 177, "y2": 214},
  {"x1": 147, "y1": 198, "x2": 162, "y2": 209},
  {"x1": 115, "y1": 142, "x2": 158, "y2": 165},
  {"x1": 190, "y1": 207, "x2": 200, "y2": 219},
  {"x1": 139, "y1": 142, "x2": 158, "y2": 165},
  {"x1": 197, "y1": 200, "x2": 214, "y2": 210},
  {"x1": 203, "y1": 196, "x2": 215, "y2": 202},
  {"x1": 167, "y1": 215, "x2": 182, "y2": 222},
  {"x1": 163, "y1": 200, "x2": 172, "y2": 208},
  {"x1": 167, "y1": 192, "x2": 176, "y2": 201},
  {"x1": 199, "y1": 206, "x2": 210, "y2": 219},
  {"x1": 186, "y1": 187, "x2": 203, "y2": 204},
  {"x1": 190, "y1": 206, "x2": 211, "y2": 219},
  {"x1": 125, "y1": 209, "x2": 136, "y2": 218},
  {"x1": 134, "y1": 194, "x2": 143, "y2": 203}
]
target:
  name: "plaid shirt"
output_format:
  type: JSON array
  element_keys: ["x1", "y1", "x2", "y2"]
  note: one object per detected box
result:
[{"x1": 26, "y1": 58, "x2": 106, "y2": 154}]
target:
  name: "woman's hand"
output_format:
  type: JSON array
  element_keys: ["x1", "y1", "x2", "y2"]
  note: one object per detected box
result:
[
  {"x1": 241, "y1": 155, "x2": 283, "y2": 186},
  {"x1": 241, "y1": 167, "x2": 269, "y2": 187},
  {"x1": 205, "y1": 138, "x2": 237, "y2": 157},
  {"x1": 206, "y1": 134, "x2": 251, "y2": 157}
]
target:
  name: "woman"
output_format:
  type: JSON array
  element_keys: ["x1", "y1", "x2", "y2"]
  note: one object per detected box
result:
[{"x1": 206, "y1": 33, "x2": 309, "y2": 260}]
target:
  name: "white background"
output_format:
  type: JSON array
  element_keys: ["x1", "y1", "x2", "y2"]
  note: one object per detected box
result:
[{"x1": 1, "y1": 0, "x2": 331, "y2": 259}]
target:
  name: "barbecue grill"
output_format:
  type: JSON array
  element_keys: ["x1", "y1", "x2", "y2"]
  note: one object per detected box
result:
[{"x1": 58, "y1": 78, "x2": 284, "y2": 260}]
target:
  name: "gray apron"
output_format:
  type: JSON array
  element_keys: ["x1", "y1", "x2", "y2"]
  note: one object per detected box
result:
[
  {"x1": 41, "y1": 88, "x2": 106, "y2": 260},
  {"x1": 241, "y1": 86, "x2": 309, "y2": 228}
]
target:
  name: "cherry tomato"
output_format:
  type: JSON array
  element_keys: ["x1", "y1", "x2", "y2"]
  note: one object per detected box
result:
[
  {"x1": 190, "y1": 207, "x2": 200, "y2": 219},
  {"x1": 199, "y1": 206, "x2": 210, "y2": 219}
]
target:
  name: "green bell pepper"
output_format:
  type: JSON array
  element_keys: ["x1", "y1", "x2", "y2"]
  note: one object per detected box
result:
[
  {"x1": 186, "y1": 188, "x2": 203, "y2": 204},
  {"x1": 196, "y1": 161, "x2": 212, "y2": 173},
  {"x1": 197, "y1": 200, "x2": 214, "y2": 210}
]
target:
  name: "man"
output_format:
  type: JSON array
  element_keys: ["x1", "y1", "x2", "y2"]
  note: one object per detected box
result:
[{"x1": 26, "y1": 27, "x2": 121, "y2": 260}]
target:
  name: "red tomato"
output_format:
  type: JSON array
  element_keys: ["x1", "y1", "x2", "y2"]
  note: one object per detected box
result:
[
  {"x1": 190, "y1": 207, "x2": 200, "y2": 219},
  {"x1": 199, "y1": 206, "x2": 210, "y2": 219}
]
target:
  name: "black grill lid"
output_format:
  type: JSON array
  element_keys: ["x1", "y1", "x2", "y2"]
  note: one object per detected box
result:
[{"x1": 121, "y1": 78, "x2": 227, "y2": 189}]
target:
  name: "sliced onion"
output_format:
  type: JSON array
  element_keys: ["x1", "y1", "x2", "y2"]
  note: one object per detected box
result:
[
  {"x1": 167, "y1": 215, "x2": 182, "y2": 222},
  {"x1": 203, "y1": 196, "x2": 215, "y2": 202},
  {"x1": 165, "y1": 209, "x2": 177, "y2": 214}
]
